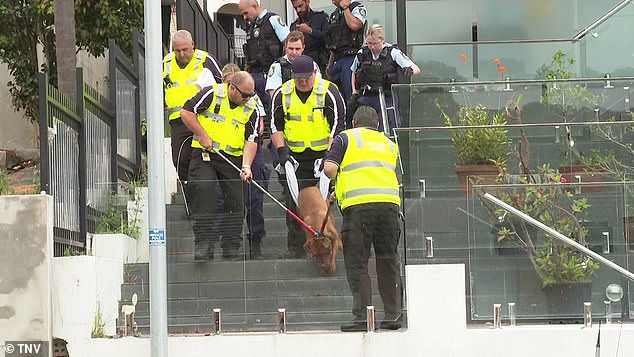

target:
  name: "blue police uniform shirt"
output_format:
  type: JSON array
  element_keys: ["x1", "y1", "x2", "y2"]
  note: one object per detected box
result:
[
  {"x1": 265, "y1": 55, "x2": 322, "y2": 92},
  {"x1": 259, "y1": 9, "x2": 290, "y2": 43},
  {"x1": 350, "y1": 42, "x2": 416, "y2": 72}
]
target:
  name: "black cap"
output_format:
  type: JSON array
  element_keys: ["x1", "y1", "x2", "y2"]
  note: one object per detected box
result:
[{"x1": 291, "y1": 55, "x2": 314, "y2": 79}]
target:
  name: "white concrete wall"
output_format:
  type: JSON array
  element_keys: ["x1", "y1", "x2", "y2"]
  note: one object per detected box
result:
[
  {"x1": 52, "y1": 256, "x2": 123, "y2": 343},
  {"x1": 0, "y1": 195, "x2": 53, "y2": 357},
  {"x1": 0, "y1": 63, "x2": 38, "y2": 150},
  {"x1": 64, "y1": 264, "x2": 634, "y2": 357}
]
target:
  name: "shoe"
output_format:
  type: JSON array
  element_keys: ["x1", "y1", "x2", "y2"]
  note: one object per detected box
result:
[
  {"x1": 379, "y1": 314, "x2": 403, "y2": 330},
  {"x1": 278, "y1": 248, "x2": 305, "y2": 259},
  {"x1": 340, "y1": 321, "x2": 373, "y2": 332},
  {"x1": 194, "y1": 248, "x2": 209, "y2": 261},
  {"x1": 222, "y1": 247, "x2": 241, "y2": 261}
]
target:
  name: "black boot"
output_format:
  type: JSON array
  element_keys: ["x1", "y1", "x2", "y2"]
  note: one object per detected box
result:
[{"x1": 250, "y1": 237, "x2": 263, "y2": 260}]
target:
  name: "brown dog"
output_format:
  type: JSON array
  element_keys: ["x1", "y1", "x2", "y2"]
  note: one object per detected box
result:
[{"x1": 297, "y1": 186, "x2": 343, "y2": 276}]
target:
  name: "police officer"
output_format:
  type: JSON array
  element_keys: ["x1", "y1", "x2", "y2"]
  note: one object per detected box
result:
[
  {"x1": 324, "y1": 0, "x2": 367, "y2": 116},
  {"x1": 222, "y1": 64, "x2": 270, "y2": 260},
  {"x1": 351, "y1": 24, "x2": 420, "y2": 133},
  {"x1": 239, "y1": 0, "x2": 290, "y2": 118},
  {"x1": 180, "y1": 71, "x2": 259, "y2": 261},
  {"x1": 290, "y1": 0, "x2": 329, "y2": 73},
  {"x1": 163, "y1": 29, "x2": 222, "y2": 184},
  {"x1": 270, "y1": 55, "x2": 346, "y2": 258},
  {"x1": 265, "y1": 31, "x2": 321, "y2": 97},
  {"x1": 323, "y1": 106, "x2": 403, "y2": 332}
]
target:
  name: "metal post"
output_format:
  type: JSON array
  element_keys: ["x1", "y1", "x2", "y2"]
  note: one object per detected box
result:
[
  {"x1": 508, "y1": 303, "x2": 516, "y2": 326},
  {"x1": 584, "y1": 302, "x2": 593, "y2": 328},
  {"x1": 493, "y1": 304, "x2": 502, "y2": 328},
  {"x1": 425, "y1": 236, "x2": 434, "y2": 258},
  {"x1": 145, "y1": 0, "x2": 168, "y2": 354},
  {"x1": 604, "y1": 300, "x2": 612, "y2": 324},
  {"x1": 278, "y1": 308, "x2": 287, "y2": 333},
  {"x1": 378, "y1": 87, "x2": 390, "y2": 137},
  {"x1": 503, "y1": 76, "x2": 513, "y2": 91},
  {"x1": 366, "y1": 306, "x2": 375, "y2": 332},
  {"x1": 213, "y1": 308, "x2": 222, "y2": 335}
]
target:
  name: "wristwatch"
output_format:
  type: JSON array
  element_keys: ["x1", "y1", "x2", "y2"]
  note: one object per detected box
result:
[{"x1": 341, "y1": 4, "x2": 349, "y2": 10}]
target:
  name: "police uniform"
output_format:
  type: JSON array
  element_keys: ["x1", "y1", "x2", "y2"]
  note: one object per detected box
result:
[
  {"x1": 243, "y1": 9, "x2": 290, "y2": 122},
  {"x1": 265, "y1": 55, "x2": 321, "y2": 93},
  {"x1": 325, "y1": 124, "x2": 402, "y2": 329},
  {"x1": 350, "y1": 43, "x2": 416, "y2": 133},
  {"x1": 163, "y1": 49, "x2": 222, "y2": 182},
  {"x1": 290, "y1": 8, "x2": 329, "y2": 72},
  {"x1": 182, "y1": 83, "x2": 259, "y2": 260},
  {"x1": 270, "y1": 75, "x2": 346, "y2": 254},
  {"x1": 324, "y1": 0, "x2": 367, "y2": 109}
]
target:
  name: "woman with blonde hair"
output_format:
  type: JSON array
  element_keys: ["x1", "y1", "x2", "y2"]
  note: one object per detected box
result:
[{"x1": 350, "y1": 24, "x2": 420, "y2": 134}]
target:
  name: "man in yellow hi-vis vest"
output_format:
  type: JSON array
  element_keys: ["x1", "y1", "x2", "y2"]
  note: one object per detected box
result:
[
  {"x1": 163, "y1": 30, "x2": 222, "y2": 184},
  {"x1": 270, "y1": 55, "x2": 346, "y2": 258},
  {"x1": 180, "y1": 71, "x2": 258, "y2": 261},
  {"x1": 324, "y1": 106, "x2": 403, "y2": 332}
]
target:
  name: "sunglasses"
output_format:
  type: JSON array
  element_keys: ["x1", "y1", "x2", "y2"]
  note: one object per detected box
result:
[{"x1": 231, "y1": 82, "x2": 255, "y2": 99}]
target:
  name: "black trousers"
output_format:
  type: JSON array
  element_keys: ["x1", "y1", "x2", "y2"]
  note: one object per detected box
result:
[
  {"x1": 170, "y1": 118, "x2": 193, "y2": 183},
  {"x1": 285, "y1": 152, "x2": 322, "y2": 250},
  {"x1": 188, "y1": 149, "x2": 244, "y2": 251},
  {"x1": 341, "y1": 202, "x2": 402, "y2": 321}
]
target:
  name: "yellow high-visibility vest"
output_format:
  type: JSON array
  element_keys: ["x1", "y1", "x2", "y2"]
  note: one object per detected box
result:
[
  {"x1": 281, "y1": 77, "x2": 332, "y2": 153},
  {"x1": 336, "y1": 128, "x2": 400, "y2": 210},
  {"x1": 163, "y1": 49, "x2": 208, "y2": 120},
  {"x1": 191, "y1": 83, "x2": 257, "y2": 157}
]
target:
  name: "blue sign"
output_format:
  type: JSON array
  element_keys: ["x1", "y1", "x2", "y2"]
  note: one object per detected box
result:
[{"x1": 149, "y1": 228, "x2": 166, "y2": 246}]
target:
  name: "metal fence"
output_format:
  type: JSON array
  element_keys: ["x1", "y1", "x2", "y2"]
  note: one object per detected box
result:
[
  {"x1": 40, "y1": 40, "x2": 144, "y2": 256},
  {"x1": 110, "y1": 38, "x2": 142, "y2": 178}
]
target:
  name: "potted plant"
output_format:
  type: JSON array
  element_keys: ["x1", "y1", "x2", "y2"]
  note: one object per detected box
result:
[
  {"x1": 475, "y1": 101, "x2": 599, "y2": 314},
  {"x1": 440, "y1": 103, "x2": 511, "y2": 195},
  {"x1": 541, "y1": 50, "x2": 604, "y2": 191}
]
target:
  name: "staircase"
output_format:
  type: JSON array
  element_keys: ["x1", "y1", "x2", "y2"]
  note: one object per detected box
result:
[{"x1": 118, "y1": 143, "x2": 398, "y2": 334}]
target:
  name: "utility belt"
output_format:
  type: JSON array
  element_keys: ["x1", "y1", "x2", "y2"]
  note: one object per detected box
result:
[
  {"x1": 334, "y1": 49, "x2": 358, "y2": 61},
  {"x1": 360, "y1": 86, "x2": 391, "y2": 97}
]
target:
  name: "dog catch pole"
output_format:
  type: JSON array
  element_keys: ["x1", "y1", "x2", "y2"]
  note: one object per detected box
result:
[
  {"x1": 211, "y1": 148, "x2": 318, "y2": 236},
  {"x1": 318, "y1": 192, "x2": 336, "y2": 235}
]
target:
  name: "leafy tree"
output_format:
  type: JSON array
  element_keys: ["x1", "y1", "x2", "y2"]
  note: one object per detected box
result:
[
  {"x1": 0, "y1": 0, "x2": 56, "y2": 122},
  {"x1": 0, "y1": 0, "x2": 143, "y2": 122}
]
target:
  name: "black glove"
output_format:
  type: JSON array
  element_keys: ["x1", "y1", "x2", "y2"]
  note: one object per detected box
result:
[
  {"x1": 402, "y1": 67, "x2": 414, "y2": 77},
  {"x1": 277, "y1": 146, "x2": 290, "y2": 167},
  {"x1": 328, "y1": 180, "x2": 336, "y2": 195},
  {"x1": 347, "y1": 92, "x2": 359, "y2": 117}
]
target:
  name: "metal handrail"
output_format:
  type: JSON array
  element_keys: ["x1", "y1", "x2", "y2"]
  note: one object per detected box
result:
[{"x1": 483, "y1": 192, "x2": 634, "y2": 282}]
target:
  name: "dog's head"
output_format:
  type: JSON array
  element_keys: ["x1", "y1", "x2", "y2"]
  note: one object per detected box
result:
[{"x1": 304, "y1": 219, "x2": 343, "y2": 276}]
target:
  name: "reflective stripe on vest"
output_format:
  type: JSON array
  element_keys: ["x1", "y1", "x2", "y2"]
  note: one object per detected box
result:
[
  {"x1": 191, "y1": 83, "x2": 256, "y2": 156},
  {"x1": 335, "y1": 128, "x2": 400, "y2": 210},
  {"x1": 163, "y1": 49, "x2": 208, "y2": 121},
  {"x1": 281, "y1": 77, "x2": 331, "y2": 153}
]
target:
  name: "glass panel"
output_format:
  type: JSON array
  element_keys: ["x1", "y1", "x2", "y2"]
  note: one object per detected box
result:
[
  {"x1": 394, "y1": 76, "x2": 634, "y2": 323},
  {"x1": 405, "y1": 1, "x2": 634, "y2": 81}
]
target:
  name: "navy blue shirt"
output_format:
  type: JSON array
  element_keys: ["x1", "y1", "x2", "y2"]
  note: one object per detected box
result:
[{"x1": 290, "y1": 9, "x2": 329, "y2": 65}]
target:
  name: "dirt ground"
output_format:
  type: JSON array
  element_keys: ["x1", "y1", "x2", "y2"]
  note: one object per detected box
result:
[{"x1": 6, "y1": 162, "x2": 40, "y2": 195}]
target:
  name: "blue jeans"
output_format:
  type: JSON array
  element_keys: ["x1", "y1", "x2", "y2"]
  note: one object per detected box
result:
[{"x1": 244, "y1": 144, "x2": 270, "y2": 240}]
